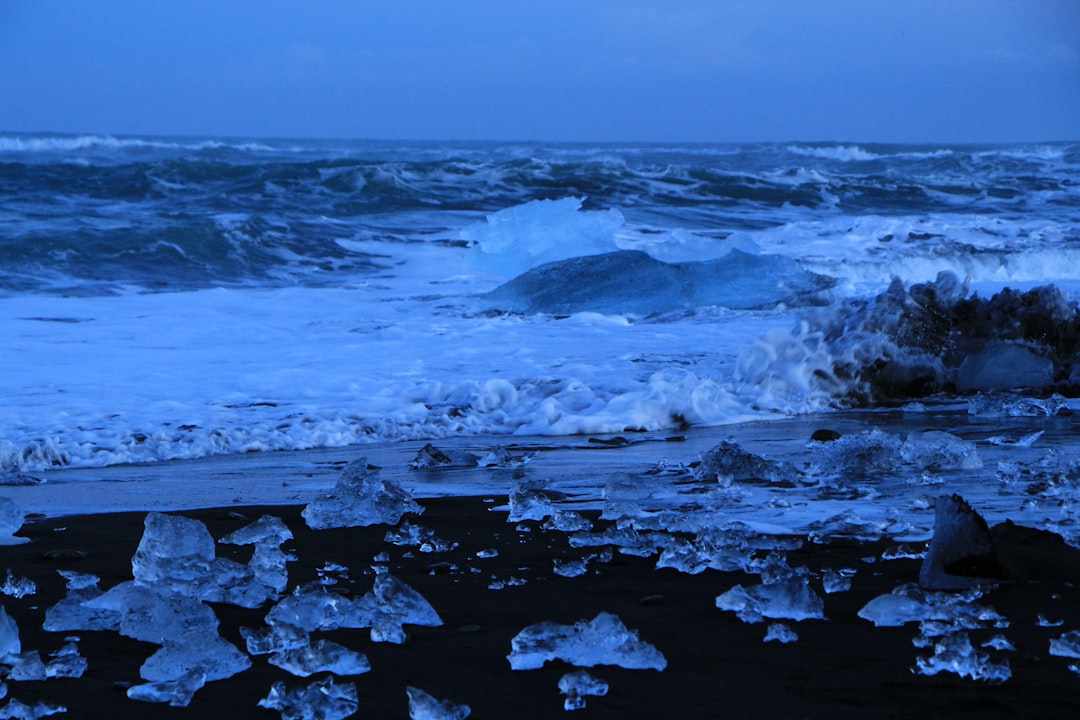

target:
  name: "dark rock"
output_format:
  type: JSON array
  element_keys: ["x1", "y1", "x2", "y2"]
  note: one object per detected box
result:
[
  {"x1": 919, "y1": 494, "x2": 1008, "y2": 590},
  {"x1": 810, "y1": 429, "x2": 842, "y2": 443}
]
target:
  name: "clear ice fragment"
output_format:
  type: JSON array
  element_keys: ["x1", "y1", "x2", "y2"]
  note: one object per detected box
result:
[
  {"x1": 507, "y1": 481, "x2": 555, "y2": 522},
  {"x1": 126, "y1": 668, "x2": 206, "y2": 708},
  {"x1": 1049, "y1": 630, "x2": 1080, "y2": 658},
  {"x1": 0, "y1": 571, "x2": 34, "y2": 599},
  {"x1": 44, "y1": 641, "x2": 85, "y2": 679},
  {"x1": 715, "y1": 577, "x2": 825, "y2": 624},
  {"x1": 43, "y1": 572, "x2": 114, "y2": 632},
  {"x1": 558, "y1": 670, "x2": 608, "y2": 711},
  {"x1": 258, "y1": 676, "x2": 358, "y2": 720},
  {"x1": 764, "y1": 623, "x2": 799, "y2": 643},
  {"x1": 5, "y1": 651, "x2": 45, "y2": 681},
  {"x1": 0, "y1": 607, "x2": 20, "y2": 657},
  {"x1": 913, "y1": 632, "x2": 1011, "y2": 683},
  {"x1": 303, "y1": 459, "x2": 423, "y2": 529},
  {"x1": 821, "y1": 568, "x2": 855, "y2": 594},
  {"x1": 406, "y1": 686, "x2": 471, "y2": 720},
  {"x1": 240, "y1": 623, "x2": 309, "y2": 655},
  {"x1": 508, "y1": 612, "x2": 666, "y2": 671},
  {"x1": 269, "y1": 639, "x2": 370, "y2": 677},
  {"x1": 0, "y1": 499, "x2": 28, "y2": 546},
  {"x1": 0, "y1": 699, "x2": 66, "y2": 719}
]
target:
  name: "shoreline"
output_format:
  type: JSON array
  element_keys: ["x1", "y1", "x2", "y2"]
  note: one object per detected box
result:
[{"x1": 0, "y1": 496, "x2": 1078, "y2": 718}]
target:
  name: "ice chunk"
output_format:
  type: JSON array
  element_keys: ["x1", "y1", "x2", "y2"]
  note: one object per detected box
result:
[
  {"x1": 44, "y1": 640, "x2": 85, "y2": 679},
  {"x1": 655, "y1": 523, "x2": 771, "y2": 575},
  {"x1": 463, "y1": 197, "x2": 623, "y2": 278},
  {"x1": 715, "y1": 577, "x2": 825, "y2": 624},
  {"x1": 258, "y1": 677, "x2": 358, "y2": 720},
  {"x1": 982, "y1": 635, "x2": 1016, "y2": 651},
  {"x1": 542, "y1": 510, "x2": 593, "y2": 533},
  {"x1": 1049, "y1": 630, "x2": 1080, "y2": 658},
  {"x1": 477, "y1": 446, "x2": 531, "y2": 468},
  {"x1": 507, "y1": 480, "x2": 555, "y2": 522},
  {"x1": 302, "y1": 459, "x2": 423, "y2": 529},
  {"x1": 265, "y1": 586, "x2": 357, "y2": 632},
  {"x1": 126, "y1": 668, "x2": 206, "y2": 708},
  {"x1": 508, "y1": 612, "x2": 666, "y2": 671},
  {"x1": 355, "y1": 573, "x2": 443, "y2": 643},
  {"x1": 5, "y1": 651, "x2": 45, "y2": 681},
  {"x1": 140, "y1": 635, "x2": 250, "y2": 683},
  {"x1": 240, "y1": 623, "x2": 309, "y2": 656},
  {"x1": 43, "y1": 572, "x2": 116, "y2": 632},
  {"x1": 406, "y1": 686, "x2": 471, "y2": 720},
  {"x1": 82, "y1": 582, "x2": 218, "y2": 644},
  {"x1": 0, "y1": 499, "x2": 28, "y2": 546},
  {"x1": 919, "y1": 495, "x2": 1005, "y2": 591},
  {"x1": 0, "y1": 571, "x2": 34, "y2": 599},
  {"x1": 558, "y1": 670, "x2": 608, "y2": 711},
  {"x1": 131, "y1": 512, "x2": 216, "y2": 593},
  {"x1": 694, "y1": 440, "x2": 790, "y2": 483},
  {"x1": 407, "y1": 444, "x2": 479, "y2": 470},
  {"x1": 385, "y1": 520, "x2": 457, "y2": 553},
  {"x1": 913, "y1": 632, "x2": 1011, "y2": 683},
  {"x1": 0, "y1": 699, "x2": 66, "y2": 719},
  {"x1": 956, "y1": 343, "x2": 1054, "y2": 393},
  {"x1": 269, "y1": 639, "x2": 370, "y2": 677},
  {"x1": 764, "y1": 623, "x2": 799, "y2": 644},
  {"x1": 0, "y1": 607, "x2": 20, "y2": 657},
  {"x1": 968, "y1": 393, "x2": 1070, "y2": 417},
  {"x1": 568, "y1": 526, "x2": 672, "y2": 558},
  {"x1": 484, "y1": 249, "x2": 835, "y2": 315},
  {"x1": 858, "y1": 583, "x2": 1004, "y2": 629},
  {"x1": 901, "y1": 431, "x2": 982, "y2": 471},
  {"x1": 219, "y1": 514, "x2": 293, "y2": 595},
  {"x1": 821, "y1": 568, "x2": 855, "y2": 594}
]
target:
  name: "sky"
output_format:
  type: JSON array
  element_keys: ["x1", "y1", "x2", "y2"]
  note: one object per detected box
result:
[{"x1": 0, "y1": 0, "x2": 1077, "y2": 143}]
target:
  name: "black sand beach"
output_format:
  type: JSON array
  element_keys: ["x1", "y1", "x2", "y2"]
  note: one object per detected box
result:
[{"x1": 1, "y1": 494, "x2": 1080, "y2": 719}]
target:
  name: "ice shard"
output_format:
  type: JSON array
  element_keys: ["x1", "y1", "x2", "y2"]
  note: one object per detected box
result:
[
  {"x1": 558, "y1": 670, "x2": 609, "y2": 711},
  {"x1": 913, "y1": 632, "x2": 1011, "y2": 683},
  {"x1": 258, "y1": 676, "x2": 358, "y2": 720},
  {"x1": 267, "y1": 639, "x2": 370, "y2": 678},
  {"x1": 219, "y1": 514, "x2": 293, "y2": 595},
  {"x1": 508, "y1": 612, "x2": 666, "y2": 671},
  {"x1": 715, "y1": 576, "x2": 825, "y2": 624},
  {"x1": 303, "y1": 459, "x2": 423, "y2": 529},
  {"x1": 406, "y1": 686, "x2": 471, "y2": 720},
  {"x1": 126, "y1": 668, "x2": 207, "y2": 708}
]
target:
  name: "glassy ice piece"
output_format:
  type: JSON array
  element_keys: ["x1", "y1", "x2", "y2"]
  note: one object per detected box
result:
[
  {"x1": 44, "y1": 640, "x2": 85, "y2": 679},
  {"x1": 355, "y1": 573, "x2": 443, "y2": 643},
  {"x1": 858, "y1": 583, "x2": 1004, "y2": 629},
  {"x1": 507, "y1": 481, "x2": 554, "y2": 522},
  {"x1": 0, "y1": 571, "x2": 34, "y2": 599},
  {"x1": 807, "y1": 429, "x2": 903, "y2": 477},
  {"x1": 568, "y1": 527, "x2": 671, "y2": 558},
  {"x1": 694, "y1": 440, "x2": 788, "y2": 483},
  {"x1": 982, "y1": 635, "x2": 1016, "y2": 652},
  {"x1": 0, "y1": 499, "x2": 28, "y2": 546},
  {"x1": 265, "y1": 586, "x2": 354, "y2": 632},
  {"x1": 715, "y1": 577, "x2": 825, "y2": 624},
  {"x1": 126, "y1": 668, "x2": 207, "y2": 708},
  {"x1": 542, "y1": 510, "x2": 593, "y2": 533},
  {"x1": 6, "y1": 651, "x2": 45, "y2": 681},
  {"x1": 914, "y1": 632, "x2": 1011, "y2": 683},
  {"x1": 82, "y1": 582, "x2": 218, "y2": 644},
  {"x1": 131, "y1": 512, "x2": 216, "y2": 593},
  {"x1": 269, "y1": 639, "x2": 370, "y2": 677},
  {"x1": 43, "y1": 572, "x2": 115, "y2": 632},
  {"x1": 553, "y1": 558, "x2": 588, "y2": 578},
  {"x1": 0, "y1": 607, "x2": 20, "y2": 657},
  {"x1": 822, "y1": 568, "x2": 855, "y2": 594},
  {"x1": 219, "y1": 515, "x2": 293, "y2": 595},
  {"x1": 764, "y1": 623, "x2": 799, "y2": 644},
  {"x1": 508, "y1": 612, "x2": 666, "y2": 671},
  {"x1": 303, "y1": 459, "x2": 423, "y2": 529},
  {"x1": 968, "y1": 393, "x2": 1069, "y2": 417},
  {"x1": 0, "y1": 699, "x2": 66, "y2": 719},
  {"x1": 407, "y1": 444, "x2": 478, "y2": 470},
  {"x1": 987, "y1": 430, "x2": 1044, "y2": 447},
  {"x1": 477, "y1": 446, "x2": 530, "y2": 468},
  {"x1": 385, "y1": 520, "x2": 456, "y2": 552},
  {"x1": 240, "y1": 623, "x2": 309, "y2": 656},
  {"x1": 258, "y1": 676, "x2": 358, "y2": 720},
  {"x1": 1049, "y1": 630, "x2": 1080, "y2": 658},
  {"x1": 140, "y1": 635, "x2": 250, "y2": 683},
  {"x1": 406, "y1": 686, "x2": 471, "y2": 720},
  {"x1": 558, "y1": 670, "x2": 608, "y2": 711},
  {"x1": 901, "y1": 431, "x2": 982, "y2": 471}
]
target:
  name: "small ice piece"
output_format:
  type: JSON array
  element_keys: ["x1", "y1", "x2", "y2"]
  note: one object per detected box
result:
[
  {"x1": 126, "y1": 668, "x2": 207, "y2": 708},
  {"x1": 919, "y1": 495, "x2": 1005, "y2": 591},
  {"x1": 857, "y1": 583, "x2": 1004, "y2": 629},
  {"x1": 569, "y1": 526, "x2": 672, "y2": 558},
  {"x1": 43, "y1": 572, "x2": 115, "y2": 632},
  {"x1": 558, "y1": 670, "x2": 608, "y2": 711},
  {"x1": 982, "y1": 635, "x2": 1016, "y2": 652},
  {"x1": 475, "y1": 549, "x2": 498, "y2": 559},
  {"x1": 477, "y1": 446, "x2": 531, "y2": 468},
  {"x1": 240, "y1": 623, "x2": 309, "y2": 656},
  {"x1": 0, "y1": 571, "x2": 34, "y2": 599},
  {"x1": 913, "y1": 632, "x2": 1011, "y2": 683},
  {"x1": 406, "y1": 686, "x2": 471, "y2": 720},
  {"x1": 968, "y1": 393, "x2": 1069, "y2": 417},
  {"x1": 0, "y1": 699, "x2": 66, "y2": 719},
  {"x1": 901, "y1": 431, "x2": 982, "y2": 471},
  {"x1": 0, "y1": 607, "x2": 20, "y2": 657},
  {"x1": 488, "y1": 577, "x2": 527, "y2": 591},
  {"x1": 303, "y1": 459, "x2": 423, "y2": 529},
  {"x1": 219, "y1": 514, "x2": 293, "y2": 595},
  {"x1": 269, "y1": 639, "x2": 370, "y2": 677},
  {"x1": 715, "y1": 577, "x2": 825, "y2": 624},
  {"x1": 693, "y1": 440, "x2": 788, "y2": 483},
  {"x1": 407, "y1": 444, "x2": 479, "y2": 470},
  {"x1": 5, "y1": 651, "x2": 45, "y2": 681},
  {"x1": 82, "y1": 582, "x2": 218, "y2": 645},
  {"x1": 821, "y1": 568, "x2": 855, "y2": 594},
  {"x1": 508, "y1": 612, "x2": 666, "y2": 671},
  {"x1": 1037, "y1": 614, "x2": 1064, "y2": 627},
  {"x1": 0, "y1": 499, "x2": 27, "y2": 546},
  {"x1": 265, "y1": 586, "x2": 355, "y2": 632},
  {"x1": 542, "y1": 510, "x2": 593, "y2": 533},
  {"x1": 507, "y1": 480, "x2": 555, "y2": 522},
  {"x1": 1049, "y1": 630, "x2": 1080, "y2": 658},
  {"x1": 807, "y1": 429, "x2": 903, "y2": 477},
  {"x1": 385, "y1": 520, "x2": 457, "y2": 552},
  {"x1": 763, "y1": 623, "x2": 799, "y2": 644},
  {"x1": 259, "y1": 677, "x2": 358, "y2": 720},
  {"x1": 987, "y1": 430, "x2": 1044, "y2": 447},
  {"x1": 44, "y1": 640, "x2": 85, "y2": 679},
  {"x1": 355, "y1": 573, "x2": 443, "y2": 643}
]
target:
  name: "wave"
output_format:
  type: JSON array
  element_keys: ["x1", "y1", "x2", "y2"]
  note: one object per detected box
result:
[
  {"x1": 0, "y1": 133, "x2": 282, "y2": 155},
  {"x1": 786, "y1": 145, "x2": 881, "y2": 162}
]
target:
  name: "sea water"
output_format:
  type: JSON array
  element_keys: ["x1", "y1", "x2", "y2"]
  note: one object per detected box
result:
[{"x1": 1, "y1": 134, "x2": 1078, "y2": 476}]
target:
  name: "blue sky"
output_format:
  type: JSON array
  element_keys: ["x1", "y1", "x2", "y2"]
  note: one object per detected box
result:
[{"x1": 1, "y1": 0, "x2": 1077, "y2": 142}]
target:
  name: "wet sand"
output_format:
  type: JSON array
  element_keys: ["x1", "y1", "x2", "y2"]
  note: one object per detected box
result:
[{"x1": 2, "y1": 496, "x2": 1080, "y2": 719}]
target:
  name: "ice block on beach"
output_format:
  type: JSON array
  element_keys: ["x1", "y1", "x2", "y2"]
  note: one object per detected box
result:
[
  {"x1": 508, "y1": 612, "x2": 666, "y2": 671},
  {"x1": 303, "y1": 458, "x2": 423, "y2": 529}
]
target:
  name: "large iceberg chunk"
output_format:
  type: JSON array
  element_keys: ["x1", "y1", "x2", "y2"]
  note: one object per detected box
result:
[
  {"x1": 303, "y1": 459, "x2": 423, "y2": 529},
  {"x1": 484, "y1": 250, "x2": 835, "y2": 316},
  {"x1": 463, "y1": 197, "x2": 623, "y2": 278},
  {"x1": 508, "y1": 612, "x2": 666, "y2": 671}
]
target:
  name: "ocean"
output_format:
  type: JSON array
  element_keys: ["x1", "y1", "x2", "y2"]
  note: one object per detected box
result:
[{"x1": 1, "y1": 133, "x2": 1078, "y2": 477}]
